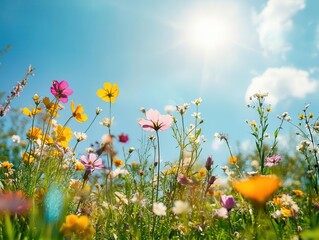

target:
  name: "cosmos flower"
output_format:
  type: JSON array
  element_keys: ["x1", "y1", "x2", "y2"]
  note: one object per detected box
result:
[
  {"x1": 96, "y1": 82, "x2": 119, "y2": 103},
  {"x1": 138, "y1": 109, "x2": 173, "y2": 132},
  {"x1": 80, "y1": 153, "x2": 104, "y2": 172},
  {"x1": 264, "y1": 155, "x2": 282, "y2": 167},
  {"x1": 232, "y1": 175, "x2": 281, "y2": 205},
  {"x1": 118, "y1": 133, "x2": 129, "y2": 143},
  {"x1": 50, "y1": 80, "x2": 73, "y2": 103},
  {"x1": 22, "y1": 105, "x2": 42, "y2": 118},
  {"x1": 71, "y1": 101, "x2": 88, "y2": 123}
]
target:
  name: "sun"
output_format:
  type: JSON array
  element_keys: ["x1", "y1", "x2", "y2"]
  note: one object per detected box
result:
[{"x1": 184, "y1": 14, "x2": 233, "y2": 52}]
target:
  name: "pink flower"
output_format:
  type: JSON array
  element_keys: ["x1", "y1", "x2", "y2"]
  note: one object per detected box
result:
[
  {"x1": 50, "y1": 80, "x2": 73, "y2": 103},
  {"x1": 138, "y1": 109, "x2": 173, "y2": 132},
  {"x1": 220, "y1": 195, "x2": 235, "y2": 211},
  {"x1": 265, "y1": 155, "x2": 282, "y2": 167},
  {"x1": 80, "y1": 153, "x2": 104, "y2": 172},
  {"x1": 216, "y1": 207, "x2": 228, "y2": 218},
  {"x1": 177, "y1": 174, "x2": 193, "y2": 185},
  {"x1": 0, "y1": 191, "x2": 32, "y2": 215}
]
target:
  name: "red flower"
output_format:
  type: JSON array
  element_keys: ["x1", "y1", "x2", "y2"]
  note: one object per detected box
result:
[
  {"x1": 50, "y1": 80, "x2": 73, "y2": 103},
  {"x1": 118, "y1": 133, "x2": 129, "y2": 143}
]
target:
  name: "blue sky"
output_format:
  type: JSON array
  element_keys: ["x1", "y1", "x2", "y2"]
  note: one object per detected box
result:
[{"x1": 1, "y1": 0, "x2": 319, "y2": 168}]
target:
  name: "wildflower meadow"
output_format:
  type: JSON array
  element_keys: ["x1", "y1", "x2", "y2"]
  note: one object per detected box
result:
[{"x1": 1, "y1": 64, "x2": 319, "y2": 240}]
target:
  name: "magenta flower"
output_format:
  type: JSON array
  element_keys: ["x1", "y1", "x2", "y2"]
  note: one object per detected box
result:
[
  {"x1": 118, "y1": 133, "x2": 129, "y2": 143},
  {"x1": 80, "y1": 153, "x2": 104, "y2": 172},
  {"x1": 138, "y1": 109, "x2": 173, "y2": 132},
  {"x1": 220, "y1": 195, "x2": 235, "y2": 211},
  {"x1": 265, "y1": 154, "x2": 282, "y2": 167},
  {"x1": 50, "y1": 80, "x2": 73, "y2": 103}
]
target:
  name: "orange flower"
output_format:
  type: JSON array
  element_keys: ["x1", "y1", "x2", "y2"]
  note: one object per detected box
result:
[
  {"x1": 71, "y1": 101, "x2": 88, "y2": 123},
  {"x1": 1, "y1": 161, "x2": 14, "y2": 169},
  {"x1": 232, "y1": 175, "x2": 281, "y2": 205},
  {"x1": 113, "y1": 158, "x2": 124, "y2": 168},
  {"x1": 26, "y1": 127, "x2": 43, "y2": 141},
  {"x1": 60, "y1": 214, "x2": 95, "y2": 239},
  {"x1": 229, "y1": 156, "x2": 237, "y2": 164},
  {"x1": 292, "y1": 189, "x2": 303, "y2": 197}
]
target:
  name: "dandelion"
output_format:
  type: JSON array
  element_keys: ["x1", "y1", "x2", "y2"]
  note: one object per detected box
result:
[
  {"x1": 71, "y1": 101, "x2": 88, "y2": 123},
  {"x1": 118, "y1": 133, "x2": 129, "y2": 143},
  {"x1": 50, "y1": 80, "x2": 73, "y2": 103},
  {"x1": 96, "y1": 82, "x2": 119, "y2": 103},
  {"x1": 232, "y1": 175, "x2": 281, "y2": 205},
  {"x1": 80, "y1": 153, "x2": 104, "y2": 172},
  {"x1": 138, "y1": 109, "x2": 173, "y2": 132},
  {"x1": 12, "y1": 135, "x2": 21, "y2": 143},
  {"x1": 172, "y1": 200, "x2": 190, "y2": 215},
  {"x1": 153, "y1": 202, "x2": 167, "y2": 216},
  {"x1": 264, "y1": 155, "x2": 281, "y2": 167}
]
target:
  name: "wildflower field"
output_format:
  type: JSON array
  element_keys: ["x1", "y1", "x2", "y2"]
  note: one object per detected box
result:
[{"x1": 1, "y1": 65, "x2": 319, "y2": 240}]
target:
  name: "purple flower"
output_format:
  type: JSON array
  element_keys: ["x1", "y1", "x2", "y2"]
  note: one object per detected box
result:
[
  {"x1": 265, "y1": 154, "x2": 282, "y2": 167},
  {"x1": 205, "y1": 156, "x2": 213, "y2": 171},
  {"x1": 80, "y1": 153, "x2": 104, "y2": 172},
  {"x1": 220, "y1": 195, "x2": 235, "y2": 211},
  {"x1": 50, "y1": 80, "x2": 73, "y2": 103}
]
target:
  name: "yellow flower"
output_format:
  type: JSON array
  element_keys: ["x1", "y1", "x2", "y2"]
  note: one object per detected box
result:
[
  {"x1": 74, "y1": 161, "x2": 85, "y2": 171},
  {"x1": 71, "y1": 101, "x2": 88, "y2": 123},
  {"x1": 113, "y1": 158, "x2": 124, "y2": 168},
  {"x1": 21, "y1": 152, "x2": 35, "y2": 164},
  {"x1": 229, "y1": 156, "x2": 237, "y2": 164},
  {"x1": 281, "y1": 207, "x2": 293, "y2": 218},
  {"x1": 1, "y1": 161, "x2": 14, "y2": 169},
  {"x1": 298, "y1": 114, "x2": 305, "y2": 120},
  {"x1": 96, "y1": 82, "x2": 119, "y2": 103},
  {"x1": 26, "y1": 127, "x2": 43, "y2": 141},
  {"x1": 53, "y1": 125, "x2": 73, "y2": 148},
  {"x1": 196, "y1": 167, "x2": 207, "y2": 179},
  {"x1": 249, "y1": 121, "x2": 257, "y2": 127},
  {"x1": 292, "y1": 189, "x2": 303, "y2": 197},
  {"x1": 232, "y1": 175, "x2": 281, "y2": 205},
  {"x1": 23, "y1": 106, "x2": 42, "y2": 118},
  {"x1": 43, "y1": 97, "x2": 59, "y2": 117},
  {"x1": 60, "y1": 214, "x2": 95, "y2": 239}
]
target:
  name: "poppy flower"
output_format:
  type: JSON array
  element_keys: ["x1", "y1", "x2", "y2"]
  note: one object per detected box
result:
[{"x1": 232, "y1": 175, "x2": 281, "y2": 205}]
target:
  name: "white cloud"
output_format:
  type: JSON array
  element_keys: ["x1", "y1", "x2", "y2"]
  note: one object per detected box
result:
[
  {"x1": 253, "y1": 0, "x2": 305, "y2": 55},
  {"x1": 245, "y1": 67, "x2": 318, "y2": 106},
  {"x1": 211, "y1": 138, "x2": 223, "y2": 151}
]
